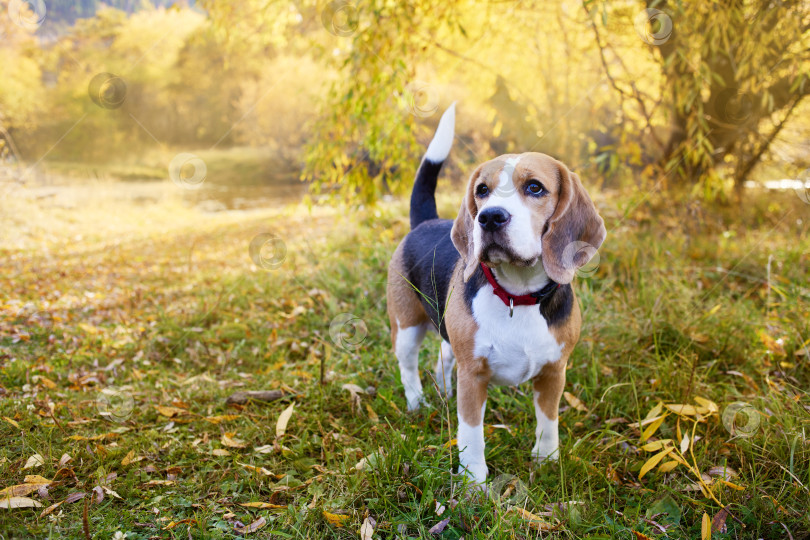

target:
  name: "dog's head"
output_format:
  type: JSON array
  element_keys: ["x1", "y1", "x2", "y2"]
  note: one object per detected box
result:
[{"x1": 451, "y1": 153, "x2": 606, "y2": 284}]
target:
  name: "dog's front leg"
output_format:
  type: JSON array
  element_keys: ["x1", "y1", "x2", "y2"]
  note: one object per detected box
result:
[
  {"x1": 531, "y1": 361, "x2": 566, "y2": 463},
  {"x1": 456, "y1": 359, "x2": 490, "y2": 485}
]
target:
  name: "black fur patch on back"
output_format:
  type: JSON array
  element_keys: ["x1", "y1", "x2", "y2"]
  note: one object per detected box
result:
[{"x1": 401, "y1": 219, "x2": 459, "y2": 340}]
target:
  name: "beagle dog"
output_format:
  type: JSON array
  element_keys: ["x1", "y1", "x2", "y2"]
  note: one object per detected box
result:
[{"x1": 386, "y1": 104, "x2": 606, "y2": 485}]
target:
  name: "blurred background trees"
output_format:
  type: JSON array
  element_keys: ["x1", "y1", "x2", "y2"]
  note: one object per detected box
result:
[{"x1": 0, "y1": 0, "x2": 808, "y2": 202}]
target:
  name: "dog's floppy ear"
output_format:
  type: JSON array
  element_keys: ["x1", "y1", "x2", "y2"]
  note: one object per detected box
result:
[
  {"x1": 541, "y1": 165, "x2": 606, "y2": 284},
  {"x1": 451, "y1": 165, "x2": 483, "y2": 282}
]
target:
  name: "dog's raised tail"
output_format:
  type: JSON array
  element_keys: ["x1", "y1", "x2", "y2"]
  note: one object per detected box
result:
[{"x1": 410, "y1": 102, "x2": 455, "y2": 230}]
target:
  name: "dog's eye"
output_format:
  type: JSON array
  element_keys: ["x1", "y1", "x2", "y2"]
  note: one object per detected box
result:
[
  {"x1": 525, "y1": 180, "x2": 547, "y2": 197},
  {"x1": 475, "y1": 184, "x2": 489, "y2": 197}
]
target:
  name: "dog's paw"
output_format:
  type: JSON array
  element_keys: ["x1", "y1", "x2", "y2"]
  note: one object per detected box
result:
[
  {"x1": 531, "y1": 445, "x2": 559, "y2": 464},
  {"x1": 405, "y1": 392, "x2": 426, "y2": 412},
  {"x1": 532, "y1": 432, "x2": 560, "y2": 464},
  {"x1": 457, "y1": 461, "x2": 488, "y2": 487}
]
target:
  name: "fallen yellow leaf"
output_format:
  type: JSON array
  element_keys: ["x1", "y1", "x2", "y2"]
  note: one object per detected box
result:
[
  {"x1": 680, "y1": 434, "x2": 690, "y2": 454},
  {"x1": 22, "y1": 454, "x2": 44, "y2": 470},
  {"x1": 701, "y1": 512, "x2": 711, "y2": 539},
  {"x1": 238, "y1": 463, "x2": 274, "y2": 476},
  {"x1": 240, "y1": 501, "x2": 287, "y2": 509},
  {"x1": 203, "y1": 415, "x2": 239, "y2": 424},
  {"x1": 145, "y1": 480, "x2": 175, "y2": 486},
  {"x1": 0, "y1": 480, "x2": 49, "y2": 498},
  {"x1": 39, "y1": 500, "x2": 64, "y2": 518},
  {"x1": 644, "y1": 402, "x2": 664, "y2": 422},
  {"x1": 658, "y1": 460, "x2": 680, "y2": 473},
  {"x1": 163, "y1": 518, "x2": 196, "y2": 530},
  {"x1": 0, "y1": 496, "x2": 42, "y2": 508},
  {"x1": 23, "y1": 475, "x2": 50, "y2": 485},
  {"x1": 365, "y1": 403, "x2": 379, "y2": 423},
  {"x1": 323, "y1": 510, "x2": 350, "y2": 527},
  {"x1": 563, "y1": 392, "x2": 587, "y2": 412},
  {"x1": 3, "y1": 417, "x2": 20, "y2": 429},
  {"x1": 640, "y1": 414, "x2": 667, "y2": 442},
  {"x1": 66, "y1": 433, "x2": 118, "y2": 442},
  {"x1": 510, "y1": 507, "x2": 557, "y2": 531},
  {"x1": 155, "y1": 406, "x2": 188, "y2": 418},
  {"x1": 665, "y1": 404, "x2": 698, "y2": 416},
  {"x1": 640, "y1": 439, "x2": 672, "y2": 452},
  {"x1": 222, "y1": 432, "x2": 247, "y2": 449},
  {"x1": 639, "y1": 447, "x2": 675, "y2": 479},
  {"x1": 121, "y1": 450, "x2": 135, "y2": 466},
  {"x1": 693, "y1": 396, "x2": 718, "y2": 413},
  {"x1": 276, "y1": 403, "x2": 295, "y2": 438}
]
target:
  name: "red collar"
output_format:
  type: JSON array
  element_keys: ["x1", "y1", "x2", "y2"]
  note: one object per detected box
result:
[{"x1": 479, "y1": 263, "x2": 560, "y2": 315}]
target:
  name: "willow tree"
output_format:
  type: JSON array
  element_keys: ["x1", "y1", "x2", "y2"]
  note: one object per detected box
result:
[
  {"x1": 586, "y1": 0, "x2": 809, "y2": 197},
  {"x1": 301, "y1": 0, "x2": 464, "y2": 204}
]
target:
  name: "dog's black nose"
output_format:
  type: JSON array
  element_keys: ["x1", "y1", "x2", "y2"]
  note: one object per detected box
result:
[{"x1": 478, "y1": 207, "x2": 511, "y2": 232}]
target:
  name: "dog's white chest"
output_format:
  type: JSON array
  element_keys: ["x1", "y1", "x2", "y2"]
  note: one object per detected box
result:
[{"x1": 470, "y1": 285, "x2": 564, "y2": 386}]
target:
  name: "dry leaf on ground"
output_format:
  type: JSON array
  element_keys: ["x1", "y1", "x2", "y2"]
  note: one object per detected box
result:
[
  {"x1": 240, "y1": 501, "x2": 287, "y2": 509},
  {"x1": 639, "y1": 447, "x2": 675, "y2": 479},
  {"x1": 222, "y1": 432, "x2": 247, "y2": 448},
  {"x1": 323, "y1": 511, "x2": 350, "y2": 527},
  {"x1": 155, "y1": 405, "x2": 189, "y2": 418},
  {"x1": 360, "y1": 516, "x2": 376, "y2": 540},
  {"x1": 276, "y1": 403, "x2": 295, "y2": 438},
  {"x1": 563, "y1": 392, "x2": 588, "y2": 412},
  {"x1": 234, "y1": 516, "x2": 266, "y2": 535},
  {"x1": 22, "y1": 454, "x2": 45, "y2": 470},
  {"x1": 0, "y1": 496, "x2": 42, "y2": 509}
]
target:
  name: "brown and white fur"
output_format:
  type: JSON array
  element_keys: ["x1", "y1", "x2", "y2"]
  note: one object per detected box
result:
[{"x1": 386, "y1": 104, "x2": 606, "y2": 485}]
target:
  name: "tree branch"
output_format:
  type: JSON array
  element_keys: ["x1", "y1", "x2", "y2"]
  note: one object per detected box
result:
[
  {"x1": 735, "y1": 95, "x2": 804, "y2": 185},
  {"x1": 581, "y1": 1, "x2": 665, "y2": 152}
]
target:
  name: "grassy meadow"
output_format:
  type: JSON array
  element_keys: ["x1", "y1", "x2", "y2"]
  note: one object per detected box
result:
[
  {"x1": 3, "y1": 0, "x2": 810, "y2": 538},
  {"x1": 1, "y1": 175, "x2": 809, "y2": 539}
]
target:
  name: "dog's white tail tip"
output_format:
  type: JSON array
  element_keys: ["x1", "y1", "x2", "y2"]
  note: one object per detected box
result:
[{"x1": 424, "y1": 102, "x2": 456, "y2": 163}]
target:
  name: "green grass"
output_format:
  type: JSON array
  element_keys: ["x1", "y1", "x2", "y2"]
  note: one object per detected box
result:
[{"x1": 1, "y1": 187, "x2": 809, "y2": 539}]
